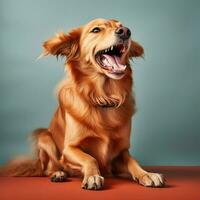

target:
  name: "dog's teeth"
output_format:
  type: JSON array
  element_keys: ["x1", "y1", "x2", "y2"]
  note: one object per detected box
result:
[{"x1": 111, "y1": 46, "x2": 113, "y2": 50}]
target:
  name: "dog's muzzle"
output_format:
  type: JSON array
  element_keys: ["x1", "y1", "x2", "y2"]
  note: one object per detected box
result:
[{"x1": 115, "y1": 27, "x2": 131, "y2": 40}]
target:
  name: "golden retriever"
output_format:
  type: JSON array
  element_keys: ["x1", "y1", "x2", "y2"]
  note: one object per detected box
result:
[{"x1": 1, "y1": 18, "x2": 164, "y2": 190}]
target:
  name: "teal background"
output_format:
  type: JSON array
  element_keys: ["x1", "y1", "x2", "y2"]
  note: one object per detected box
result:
[{"x1": 0, "y1": 0, "x2": 200, "y2": 165}]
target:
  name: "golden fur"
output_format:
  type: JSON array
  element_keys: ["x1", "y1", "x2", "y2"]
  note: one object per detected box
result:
[{"x1": 1, "y1": 19, "x2": 164, "y2": 189}]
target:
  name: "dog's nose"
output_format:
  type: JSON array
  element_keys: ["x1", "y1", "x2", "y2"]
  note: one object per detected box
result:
[{"x1": 115, "y1": 27, "x2": 131, "y2": 40}]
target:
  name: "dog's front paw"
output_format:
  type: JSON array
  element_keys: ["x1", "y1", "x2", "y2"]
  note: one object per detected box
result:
[
  {"x1": 82, "y1": 175, "x2": 104, "y2": 190},
  {"x1": 137, "y1": 172, "x2": 164, "y2": 187}
]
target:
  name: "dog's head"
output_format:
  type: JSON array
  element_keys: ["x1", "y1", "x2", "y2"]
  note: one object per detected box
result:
[{"x1": 42, "y1": 18, "x2": 144, "y2": 80}]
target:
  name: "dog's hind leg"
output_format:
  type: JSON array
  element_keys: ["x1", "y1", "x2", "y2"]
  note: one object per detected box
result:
[
  {"x1": 0, "y1": 128, "x2": 66, "y2": 178},
  {"x1": 34, "y1": 129, "x2": 67, "y2": 182}
]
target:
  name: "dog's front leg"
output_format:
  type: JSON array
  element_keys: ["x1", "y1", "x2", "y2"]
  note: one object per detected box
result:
[
  {"x1": 62, "y1": 146, "x2": 104, "y2": 190},
  {"x1": 121, "y1": 150, "x2": 165, "y2": 187}
]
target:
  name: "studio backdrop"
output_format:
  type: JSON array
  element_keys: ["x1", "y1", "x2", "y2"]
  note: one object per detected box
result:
[{"x1": 0, "y1": 0, "x2": 200, "y2": 165}]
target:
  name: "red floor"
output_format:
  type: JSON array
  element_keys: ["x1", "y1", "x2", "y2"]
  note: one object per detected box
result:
[{"x1": 0, "y1": 167, "x2": 199, "y2": 200}]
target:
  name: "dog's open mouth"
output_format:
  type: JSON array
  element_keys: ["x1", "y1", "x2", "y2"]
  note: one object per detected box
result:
[{"x1": 95, "y1": 44, "x2": 127, "y2": 75}]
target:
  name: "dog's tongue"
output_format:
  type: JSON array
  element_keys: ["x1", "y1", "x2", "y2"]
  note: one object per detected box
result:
[{"x1": 102, "y1": 54, "x2": 126, "y2": 71}]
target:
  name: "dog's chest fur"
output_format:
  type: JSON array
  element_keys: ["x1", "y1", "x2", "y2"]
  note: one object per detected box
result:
[{"x1": 51, "y1": 106, "x2": 131, "y2": 174}]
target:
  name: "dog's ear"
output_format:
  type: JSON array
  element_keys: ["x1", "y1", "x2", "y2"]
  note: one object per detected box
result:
[
  {"x1": 129, "y1": 40, "x2": 144, "y2": 58},
  {"x1": 42, "y1": 28, "x2": 82, "y2": 60}
]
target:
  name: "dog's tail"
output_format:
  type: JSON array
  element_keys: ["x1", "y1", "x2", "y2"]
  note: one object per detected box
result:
[
  {"x1": 0, "y1": 128, "x2": 59, "y2": 177},
  {"x1": 0, "y1": 157, "x2": 43, "y2": 177}
]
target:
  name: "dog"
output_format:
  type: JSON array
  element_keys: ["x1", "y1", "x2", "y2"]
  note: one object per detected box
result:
[{"x1": 1, "y1": 18, "x2": 164, "y2": 190}]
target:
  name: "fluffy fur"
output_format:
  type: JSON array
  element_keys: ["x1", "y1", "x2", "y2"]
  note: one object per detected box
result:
[{"x1": 0, "y1": 19, "x2": 164, "y2": 190}]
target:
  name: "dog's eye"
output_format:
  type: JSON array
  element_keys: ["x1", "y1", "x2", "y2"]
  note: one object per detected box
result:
[{"x1": 91, "y1": 27, "x2": 101, "y2": 33}]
